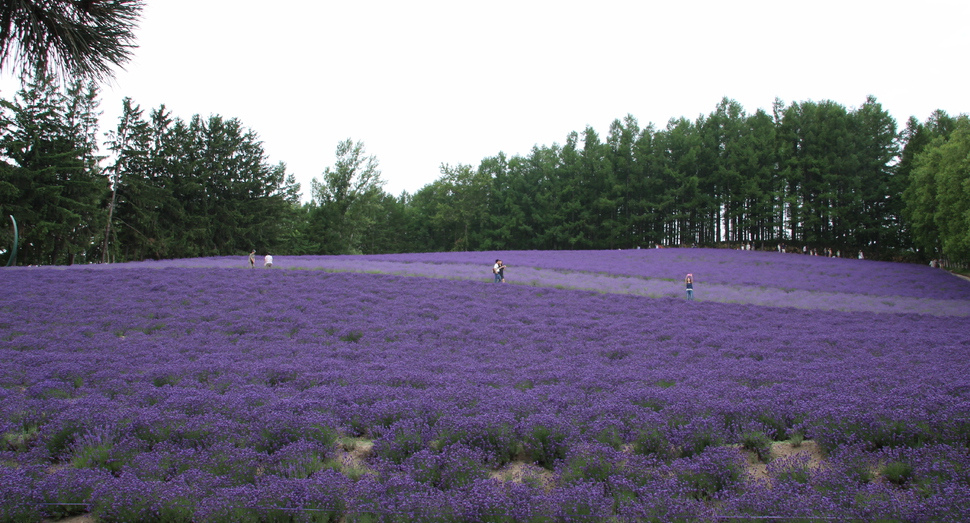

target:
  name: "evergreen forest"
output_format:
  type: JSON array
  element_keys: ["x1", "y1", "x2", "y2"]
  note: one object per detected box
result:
[{"x1": 0, "y1": 74, "x2": 967, "y2": 266}]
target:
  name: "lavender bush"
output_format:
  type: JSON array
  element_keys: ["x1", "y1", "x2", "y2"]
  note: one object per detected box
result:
[{"x1": 1, "y1": 249, "x2": 970, "y2": 521}]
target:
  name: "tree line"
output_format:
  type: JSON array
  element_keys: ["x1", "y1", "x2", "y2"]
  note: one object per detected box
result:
[
  {"x1": 369, "y1": 96, "x2": 968, "y2": 264},
  {"x1": 0, "y1": 73, "x2": 300, "y2": 265},
  {"x1": 0, "y1": 76, "x2": 967, "y2": 265}
]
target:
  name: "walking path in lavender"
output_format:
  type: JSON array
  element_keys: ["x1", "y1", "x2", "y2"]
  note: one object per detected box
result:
[
  {"x1": 111, "y1": 253, "x2": 970, "y2": 317},
  {"x1": 294, "y1": 260, "x2": 970, "y2": 316}
]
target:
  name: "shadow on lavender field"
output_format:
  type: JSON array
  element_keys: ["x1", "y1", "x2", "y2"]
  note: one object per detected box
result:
[{"x1": 3, "y1": 250, "x2": 970, "y2": 521}]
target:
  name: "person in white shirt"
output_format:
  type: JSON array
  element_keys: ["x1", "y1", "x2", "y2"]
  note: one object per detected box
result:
[
  {"x1": 492, "y1": 259, "x2": 505, "y2": 283},
  {"x1": 264, "y1": 254, "x2": 274, "y2": 268}
]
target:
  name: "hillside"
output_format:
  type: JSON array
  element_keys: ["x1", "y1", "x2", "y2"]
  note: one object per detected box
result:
[{"x1": 2, "y1": 250, "x2": 970, "y2": 521}]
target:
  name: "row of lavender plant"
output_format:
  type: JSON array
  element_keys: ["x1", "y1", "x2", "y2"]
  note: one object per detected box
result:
[{"x1": 2, "y1": 260, "x2": 970, "y2": 521}]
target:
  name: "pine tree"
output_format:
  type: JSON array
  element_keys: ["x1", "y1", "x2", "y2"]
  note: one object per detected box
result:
[{"x1": 0, "y1": 71, "x2": 106, "y2": 265}]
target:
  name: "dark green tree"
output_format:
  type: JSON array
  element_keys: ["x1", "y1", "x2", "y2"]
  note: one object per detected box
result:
[
  {"x1": 410, "y1": 163, "x2": 489, "y2": 251},
  {"x1": 849, "y1": 96, "x2": 899, "y2": 253},
  {"x1": 733, "y1": 108, "x2": 780, "y2": 245},
  {"x1": 778, "y1": 100, "x2": 859, "y2": 248},
  {"x1": 103, "y1": 96, "x2": 153, "y2": 261},
  {"x1": 630, "y1": 122, "x2": 665, "y2": 247},
  {"x1": 357, "y1": 191, "x2": 415, "y2": 254},
  {"x1": 548, "y1": 133, "x2": 587, "y2": 248},
  {"x1": 0, "y1": 71, "x2": 106, "y2": 265},
  {"x1": 493, "y1": 148, "x2": 549, "y2": 250},
  {"x1": 898, "y1": 110, "x2": 957, "y2": 258},
  {"x1": 0, "y1": 0, "x2": 144, "y2": 80},
  {"x1": 904, "y1": 115, "x2": 970, "y2": 263},
  {"x1": 309, "y1": 139, "x2": 387, "y2": 254},
  {"x1": 605, "y1": 116, "x2": 641, "y2": 249},
  {"x1": 477, "y1": 152, "x2": 519, "y2": 250},
  {"x1": 655, "y1": 117, "x2": 703, "y2": 246},
  {"x1": 105, "y1": 103, "x2": 300, "y2": 260}
]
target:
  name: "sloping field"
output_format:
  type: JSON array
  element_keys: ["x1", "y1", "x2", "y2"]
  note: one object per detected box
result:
[
  {"x1": 119, "y1": 248, "x2": 970, "y2": 316},
  {"x1": 2, "y1": 249, "x2": 970, "y2": 522}
]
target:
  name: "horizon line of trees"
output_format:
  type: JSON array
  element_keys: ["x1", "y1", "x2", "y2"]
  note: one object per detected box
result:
[{"x1": 1, "y1": 75, "x2": 968, "y2": 266}]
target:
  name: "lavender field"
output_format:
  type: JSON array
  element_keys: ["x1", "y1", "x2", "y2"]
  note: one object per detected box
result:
[{"x1": 3, "y1": 249, "x2": 970, "y2": 522}]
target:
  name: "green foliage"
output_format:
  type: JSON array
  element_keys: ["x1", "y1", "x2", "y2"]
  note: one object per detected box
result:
[
  {"x1": 45, "y1": 422, "x2": 83, "y2": 456},
  {"x1": 0, "y1": 73, "x2": 107, "y2": 265},
  {"x1": 677, "y1": 465, "x2": 740, "y2": 501},
  {"x1": 904, "y1": 116, "x2": 970, "y2": 263},
  {"x1": 399, "y1": 96, "x2": 918, "y2": 255},
  {"x1": 0, "y1": 0, "x2": 143, "y2": 81},
  {"x1": 2, "y1": 425, "x2": 39, "y2": 452},
  {"x1": 0, "y1": 493, "x2": 42, "y2": 523},
  {"x1": 740, "y1": 431, "x2": 772, "y2": 462},
  {"x1": 5, "y1": 86, "x2": 967, "y2": 260},
  {"x1": 434, "y1": 422, "x2": 519, "y2": 467},
  {"x1": 882, "y1": 461, "x2": 914, "y2": 485},
  {"x1": 847, "y1": 460, "x2": 877, "y2": 484},
  {"x1": 559, "y1": 450, "x2": 619, "y2": 485},
  {"x1": 514, "y1": 379, "x2": 534, "y2": 391},
  {"x1": 322, "y1": 456, "x2": 373, "y2": 482},
  {"x1": 339, "y1": 330, "x2": 364, "y2": 343},
  {"x1": 69, "y1": 431, "x2": 137, "y2": 474},
  {"x1": 112, "y1": 110, "x2": 300, "y2": 260},
  {"x1": 592, "y1": 425, "x2": 624, "y2": 450},
  {"x1": 266, "y1": 448, "x2": 327, "y2": 480},
  {"x1": 632, "y1": 428, "x2": 672, "y2": 459},
  {"x1": 0, "y1": 79, "x2": 304, "y2": 264},
  {"x1": 678, "y1": 429, "x2": 722, "y2": 459},
  {"x1": 410, "y1": 163, "x2": 490, "y2": 251},
  {"x1": 409, "y1": 447, "x2": 488, "y2": 490},
  {"x1": 152, "y1": 374, "x2": 181, "y2": 387},
  {"x1": 41, "y1": 472, "x2": 100, "y2": 519},
  {"x1": 776, "y1": 98, "x2": 900, "y2": 249},
  {"x1": 526, "y1": 424, "x2": 568, "y2": 469},
  {"x1": 374, "y1": 428, "x2": 425, "y2": 465},
  {"x1": 775, "y1": 462, "x2": 812, "y2": 484},
  {"x1": 308, "y1": 139, "x2": 393, "y2": 255},
  {"x1": 71, "y1": 440, "x2": 114, "y2": 470},
  {"x1": 755, "y1": 412, "x2": 795, "y2": 441}
]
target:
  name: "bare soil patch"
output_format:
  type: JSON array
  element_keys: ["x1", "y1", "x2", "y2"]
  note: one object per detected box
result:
[
  {"x1": 330, "y1": 437, "x2": 375, "y2": 479},
  {"x1": 490, "y1": 461, "x2": 556, "y2": 491},
  {"x1": 741, "y1": 440, "x2": 824, "y2": 483}
]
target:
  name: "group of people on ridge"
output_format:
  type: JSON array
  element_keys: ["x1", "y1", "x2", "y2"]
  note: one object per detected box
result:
[
  {"x1": 249, "y1": 250, "x2": 273, "y2": 268},
  {"x1": 245, "y1": 251, "x2": 698, "y2": 299},
  {"x1": 490, "y1": 258, "x2": 696, "y2": 301}
]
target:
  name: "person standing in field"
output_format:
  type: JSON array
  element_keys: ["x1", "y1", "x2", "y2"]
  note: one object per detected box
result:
[
  {"x1": 493, "y1": 259, "x2": 506, "y2": 283},
  {"x1": 264, "y1": 253, "x2": 274, "y2": 268},
  {"x1": 685, "y1": 273, "x2": 694, "y2": 301},
  {"x1": 249, "y1": 250, "x2": 256, "y2": 268}
]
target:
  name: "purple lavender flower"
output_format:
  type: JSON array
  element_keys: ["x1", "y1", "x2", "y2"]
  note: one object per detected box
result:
[{"x1": 1, "y1": 249, "x2": 969, "y2": 520}]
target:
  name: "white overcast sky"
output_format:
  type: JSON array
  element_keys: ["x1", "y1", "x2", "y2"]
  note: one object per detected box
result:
[{"x1": 3, "y1": 0, "x2": 969, "y2": 199}]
